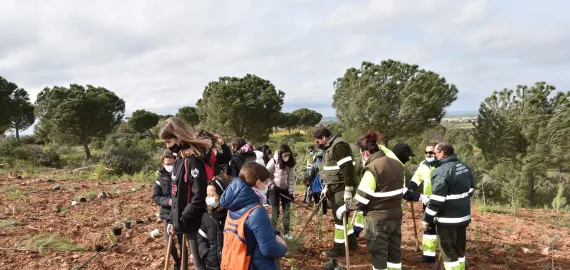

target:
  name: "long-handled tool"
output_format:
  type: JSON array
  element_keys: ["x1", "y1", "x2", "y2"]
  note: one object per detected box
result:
[
  {"x1": 343, "y1": 213, "x2": 350, "y2": 269},
  {"x1": 164, "y1": 234, "x2": 174, "y2": 270},
  {"x1": 409, "y1": 201, "x2": 421, "y2": 251},
  {"x1": 74, "y1": 243, "x2": 120, "y2": 270},
  {"x1": 278, "y1": 193, "x2": 313, "y2": 210},
  {"x1": 296, "y1": 192, "x2": 327, "y2": 237},
  {"x1": 181, "y1": 234, "x2": 188, "y2": 270}
]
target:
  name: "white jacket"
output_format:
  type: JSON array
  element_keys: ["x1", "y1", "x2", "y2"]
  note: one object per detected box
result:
[{"x1": 266, "y1": 152, "x2": 295, "y2": 194}]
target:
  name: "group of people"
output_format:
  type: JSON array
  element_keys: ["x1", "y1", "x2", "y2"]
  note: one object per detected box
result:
[
  {"x1": 151, "y1": 116, "x2": 473, "y2": 270},
  {"x1": 309, "y1": 127, "x2": 474, "y2": 270},
  {"x1": 152, "y1": 117, "x2": 298, "y2": 270}
]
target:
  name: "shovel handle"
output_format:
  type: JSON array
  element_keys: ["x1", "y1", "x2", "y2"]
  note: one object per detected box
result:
[
  {"x1": 164, "y1": 233, "x2": 173, "y2": 270},
  {"x1": 343, "y1": 214, "x2": 350, "y2": 269},
  {"x1": 181, "y1": 234, "x2": 188, "y2": 269}
]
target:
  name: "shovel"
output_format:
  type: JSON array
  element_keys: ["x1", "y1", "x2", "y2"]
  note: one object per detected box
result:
[{"x1": 164, "y1": 234, "x2": 174, "y2": 270}]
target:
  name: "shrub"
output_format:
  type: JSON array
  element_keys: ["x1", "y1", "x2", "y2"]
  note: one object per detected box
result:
[
  {"x1": 101, "y1": 137, "x2": 160, "y2": 175},
  {"x1": 38, "y1": 150, "x2": 61, "y2": 168}
]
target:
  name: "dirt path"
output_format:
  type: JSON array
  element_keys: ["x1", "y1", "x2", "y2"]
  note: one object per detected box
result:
[{"x1": 1, "y1": 176, "x2": 569, "y2": 269}]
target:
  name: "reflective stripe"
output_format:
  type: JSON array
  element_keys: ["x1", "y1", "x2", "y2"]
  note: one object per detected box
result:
[
  {"x1": 423, "y1": 251, "x2": 436, "y2": 257},
  {"x1": 423, "y1": 234, "x2": 437, "y2": 240},
  {"x1": 345, "y1": 186, "x2": 354, "y2": 191},
  {"x1": 447, "y1": 192, "x2": 470, "y2": 200},
  {"x1": 468, "y1": 188, "x2": 474, "y2": 193},
  {"x1": 337, "y1": 156, "x2": 353, "y2": 166},
  {"x1": 425, "y1": 208, "x2": 437, "y2": 216},
  {"x1": 435, "y1": 215, "x2": 471, "y2": 224},
  {"x1": 387, "y1": 262, "x2": 402, "y2": 268},
  {"x1": 306, "y1": 165, "x2": 312, "y2": 169},
  {"x1": 430, "y1": 194, "x2": 446, "y2": 202},
  {"x1": 444, "y1": 261, "x2": 459, "y2": 267},
  {"x1": 355, "y1": 194, "x2": 369, "y2": 204},
  {"x1": 198, "y1": 229, "x2": 208, "y2": 239},
  {"x1": 412, "y1": 178, "x2": 421, "y2": 186},
  {"x1": 402, "y1": 188, "x2": 408, "y2": 194},
  {"x1": 352, "y1": 161, "x2": 356, "y2": 165},
  {"x1": 373, "y1": 267, "x2": 386, "y2": 270},
  {"x1": 155, "y1": 181, "x2": 160, "y2": 185},
  {"x1": 324, "y1": 165, "x2": 340, "y2": 171},
  {"x1": 359, "y1": 186, "x2": 404, "y2": 198},
  {"x1": 458, "y1": 257, "x2": 466, "y2": 262}
]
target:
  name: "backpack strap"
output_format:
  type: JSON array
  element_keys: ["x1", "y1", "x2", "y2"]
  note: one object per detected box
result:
[
  {"x1": 183, "y1": 158, "x2": 193, "y2": 204},
  {"x1": 224, "y1": 205, "x2": 262, "y2": 244}
]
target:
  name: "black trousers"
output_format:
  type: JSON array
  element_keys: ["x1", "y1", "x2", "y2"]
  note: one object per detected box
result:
[{"x1": 437, "y1": 224, "x2": 467, "y2": 269}]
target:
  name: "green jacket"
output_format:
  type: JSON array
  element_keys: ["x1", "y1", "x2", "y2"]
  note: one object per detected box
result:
[
  {"x1": 422, "y1": 155, "x2": 474, "y2": 226},
  {"x1": 322, "y1": 135, "x2": 356, "y2": 190}
]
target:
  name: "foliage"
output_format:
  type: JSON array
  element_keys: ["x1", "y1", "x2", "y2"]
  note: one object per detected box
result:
[
  {"x1": 128, "y1": 109, "x2": 159, "y2": 139},
  {"x1": 25, "y1": 234, "x2": 84, "y2": 253},
  {"x1": 196, "y1": 74, "x2": 285, "y2": 143},
  {"x1": 290, "y1": 108, "x2": 322, "y2": 129},
  {"x1": 332, "y1": 59, "x2": 458, "y2": 146},
  {"x1": 278, "y1": 112, "x2": 300, "y2": 133},
  {"x1": 177, "y1": 106, "x2": 200, "y2": 130},
  {"x1": 0, "y1": 138, "x2": 61, "y2": 168},
  {"x1": 35, "y1": 84, "x2": 125, "y2": 160},
  {"x1": 551, "y1": 183, "x2": 568, "y2": 212},
  {"x1": 474, "y1": 82, "x2": 570, "y2": 206},
  {"x1": 0, "y1": 76, "x2": 19, "y2": 128},
  {"x1": 101, "y1": 137, "x2": 161, "y2": 175},
  {"x1": 7, "y1": 89, "x2": 35, "y2": 141}
]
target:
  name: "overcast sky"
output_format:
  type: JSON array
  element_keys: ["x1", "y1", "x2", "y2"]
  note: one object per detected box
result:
[{"x1": 2, "y1": 0, "x2": 570, "y2": 125}]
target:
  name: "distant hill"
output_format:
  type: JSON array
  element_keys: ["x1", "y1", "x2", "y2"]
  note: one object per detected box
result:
[{"x1": 446, "y1": 111, "x2": 478, "y2": 116}]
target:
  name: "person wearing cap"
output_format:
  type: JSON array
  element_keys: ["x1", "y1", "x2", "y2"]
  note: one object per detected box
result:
[
  {"x1": 403, "y1": 143, "x2": 438, "y2": 263},
  {"x1": 392, "y1": 144, "x2": 416, "y2": 165},
  {"x1": 422, "y1": 142, "x2": 474, "y2": 270},
  {"x1": 303, "y1": 146, "x2": 317, "y2": 204},
  {"x1": 306, "y1": 152, "x2": 327, "y2": 216}
]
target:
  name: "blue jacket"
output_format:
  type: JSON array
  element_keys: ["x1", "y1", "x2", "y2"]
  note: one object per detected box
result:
[{"x1": 220, "y1": 178, "x2": 287, "y2": 270}]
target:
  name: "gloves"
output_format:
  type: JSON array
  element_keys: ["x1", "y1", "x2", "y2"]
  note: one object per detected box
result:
[
  {"x1": 336, "y1": 204, "x2": 348, "y2": 220},
  {"x1": 422, "y1": 221, "x2": 433, "y2": 230},
  {"x1": 419, "y1": 194, "x2": 429, "y2": 205},
  {"x1": 168, "y1": 199, "x2": 172, "y2": 206},
  {"x1": 343, "y1": 190, "x2": 353, "y2": 203},
  {"x1": 322, "y1": 185, "x2": 328, "y2": 196}
]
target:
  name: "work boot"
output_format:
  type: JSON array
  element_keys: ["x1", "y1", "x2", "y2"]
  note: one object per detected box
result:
[
  {"x1": 322, "y1": 244, "x2": 345, "y2": 258},
  {"x1": 422, "y1": 256, "x2": 436, "y2": 263},
  {"x1": 348, "y1": 234, "x2": 359, "y2": 251}
]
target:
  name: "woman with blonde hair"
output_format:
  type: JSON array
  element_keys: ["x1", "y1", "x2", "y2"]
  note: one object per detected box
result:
[{"x1": 159, "y1": 117, "x2": 211, "y2": 270}]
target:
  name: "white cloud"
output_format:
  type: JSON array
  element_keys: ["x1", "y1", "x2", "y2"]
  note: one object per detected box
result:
[{"x1": 1, "y1": 0, "x2": 569, "y2": 138}]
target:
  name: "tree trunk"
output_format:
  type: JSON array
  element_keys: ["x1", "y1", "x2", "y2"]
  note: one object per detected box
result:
[
  {"x1": 527, "y1": 174, "x2": 535, "y2": 207},
  {"x1": 83, "y1": 141, "x2": 92, "y2": 161},
  {"x1": 15, "y1": 127, "x2": 20, "y2": 142},
  {"x1": 146, "y1": 129, "x2": 155, "y2": 140}
]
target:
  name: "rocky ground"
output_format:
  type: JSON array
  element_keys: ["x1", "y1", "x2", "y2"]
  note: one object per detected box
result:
[{"x1": 1, "y1": 176, "x2": 569, "y2": 269}]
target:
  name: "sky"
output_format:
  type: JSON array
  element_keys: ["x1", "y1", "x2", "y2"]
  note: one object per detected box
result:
[{"x1": 2, "y1": 0, "x2": 570, "y2": 135}]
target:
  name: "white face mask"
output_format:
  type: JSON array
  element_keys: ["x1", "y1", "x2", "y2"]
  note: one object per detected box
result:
[
  {"x1": 206, "y1": 196, "x2": 219, "y2": 208},
  {"x1": 282, "y1": 156, "x2": 290, "y2": 162},
  {"x1": 164, "y1": 165, "x2": 174, "y2": 173},
  {"x1": 426, "y1": 157, "x2": 436, "y2": 162}
]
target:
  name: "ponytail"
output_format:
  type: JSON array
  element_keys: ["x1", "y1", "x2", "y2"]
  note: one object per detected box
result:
[{"x1": 359, "y1": 131, "x2": 381, "y2": 154}]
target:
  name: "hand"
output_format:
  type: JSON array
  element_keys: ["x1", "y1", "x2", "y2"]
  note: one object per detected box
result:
[
  {"x1": 419, "y1": 194, "x2": 430, "y2": 205},
  {"x1": 167, "y1": 223, "x2": 175, "y2": 236},
  {"x1": 335, "y1": 204, "x2": 348, "y2": 220},
  {"x1": 422, "y1": 221, "x2": 432, "y2": 230},
  {"x1": 168, "y1": 199, "x2": 172, "y2": 206},
  {"x1": 275, "y1": 235, "x2": 287, "y2": 247},
  {"x1": 322, "y1": 185, "x2": 328, "y2": 196},
  {"x1": 343, "y1": 190, "x2": 353, "y2": 203},
  {"x1": 214, "y1": 133, "x2": 224, "y2": 145}
]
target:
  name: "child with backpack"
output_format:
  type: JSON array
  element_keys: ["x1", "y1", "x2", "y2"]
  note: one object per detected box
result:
[
  {"x1": 220, "y1": 162, "x2": 288, "y2": 270},
  {"x1": 197, "y1": 177, "x2": 230, "y2": 270},
  {"x1": 306, "y1": 152, "x2": 327, "y2": 216}
]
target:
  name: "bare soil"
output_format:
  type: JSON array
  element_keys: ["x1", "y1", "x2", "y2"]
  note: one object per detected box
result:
[{"x1": 1, "y1": 176, "x2": 569, "y2": 269}]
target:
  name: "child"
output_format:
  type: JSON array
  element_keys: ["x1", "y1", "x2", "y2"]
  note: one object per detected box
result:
[
  {"x1": 306, "y1": 152, "x2": 327, "y2": 216},
  {"x1": 152, "y1": 151, "x2": 184, "y2": 270},
  {"x1": 197, "y1": 177, "x2": 229, "y2": 270},
  {"x1": 220, "y1": 162, "x2": 287, "y2": 270}
]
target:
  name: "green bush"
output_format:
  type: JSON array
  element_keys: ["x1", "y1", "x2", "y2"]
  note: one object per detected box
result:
[
  {"x1": 0, "y1": 138, "x2": 60, "y2": 168},
  {"x1": 101, "y1": 137, "x2": 161, "y2": 175},
  {"x1": 38, "y1": 149, "x2": 61, "y2": 168}
]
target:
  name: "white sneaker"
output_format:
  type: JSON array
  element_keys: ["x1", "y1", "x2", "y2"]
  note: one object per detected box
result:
[{"x1": 284, "y1": 234, "x2": 293, "y2": 240}]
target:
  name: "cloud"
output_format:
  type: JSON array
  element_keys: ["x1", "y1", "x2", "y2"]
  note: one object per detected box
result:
[{"x1": 1, "y1": 0, "x2": 569, "y2": 137}]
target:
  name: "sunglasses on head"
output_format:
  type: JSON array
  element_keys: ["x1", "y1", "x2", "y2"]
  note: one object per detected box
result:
[{"x1": 425, "y1": 151, "x2": 435, "y2": 155}]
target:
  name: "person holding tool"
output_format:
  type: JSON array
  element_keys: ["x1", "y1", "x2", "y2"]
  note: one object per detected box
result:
[
  {"x1": 403, "y1": 143, "x2": 438, "y2": 263},
  {"x1": 306, "y1": 152, "x2": 327, "y2": 216},
  {"x1": 312, "y1": 127, "x2": 358, "y2": 258},
  {"x1": 303, "y1": 145, "x2": 317, "y2": 204},
  {"x1": 337, "y1": 131, "x2": 404, "y2": 270},
  {"x1": 266, "y1": 144, "x2": 296, "y2": 240}
]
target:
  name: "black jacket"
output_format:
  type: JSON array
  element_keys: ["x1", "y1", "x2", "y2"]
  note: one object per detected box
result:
[
  {"x1": 215, "y1": 143, "x2": 232, "y2": 175},
  {"x1": 152, "y1": 169, "x2": 172, "y2": 221},
  {"x1": 171, "y1": 156, "x2": 208, "y2": 234},
  {"x1": 228, "y1": 151, "x2": 256, "y2": 177},
  {"x1": 197, "y1": 209, "x2": 227, "y2": 270}
]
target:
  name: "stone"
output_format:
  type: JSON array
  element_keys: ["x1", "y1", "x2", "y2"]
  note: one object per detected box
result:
[{"x1": 53, "y1": 185, "x2": 61, "y2": 191}]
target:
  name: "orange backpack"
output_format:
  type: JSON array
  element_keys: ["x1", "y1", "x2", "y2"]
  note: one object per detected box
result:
[{"x1": 221, "y1": 205, "x2": 262, "y2": 270}]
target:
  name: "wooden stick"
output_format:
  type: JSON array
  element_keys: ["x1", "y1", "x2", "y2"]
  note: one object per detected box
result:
[
  {"x1": 278, "y1": 193, "x2": 313, "y2": 210},
  {"x1": 343, "y1": 214, "x2": 350, "y2": 269},
  {"x1": 164, "y1": 234, "x2": 173, "y2": 270},
  {"x1": 0, "y1": 247, "x2": 37, "y2": 252},
  {"x1": 181, "y1": 234, "x2": 188, "y2": 270},
  {"x1": 296, "y1": 192, "x2": 326, "y2": 238},
  {"x1": 409, "y1": 201, "x2": 421, "y2": 251}
]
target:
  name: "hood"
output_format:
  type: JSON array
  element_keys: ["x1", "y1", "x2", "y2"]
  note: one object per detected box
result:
[
  {"x1": 237, "y1": 151, "x2": 256, "y2": 159},
  {"x1": 254, "y1": 150, "x2": 265, "y2": 166},
  {"x1": 220, "y1": 178, "x2": 260, "y2": 212}
]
